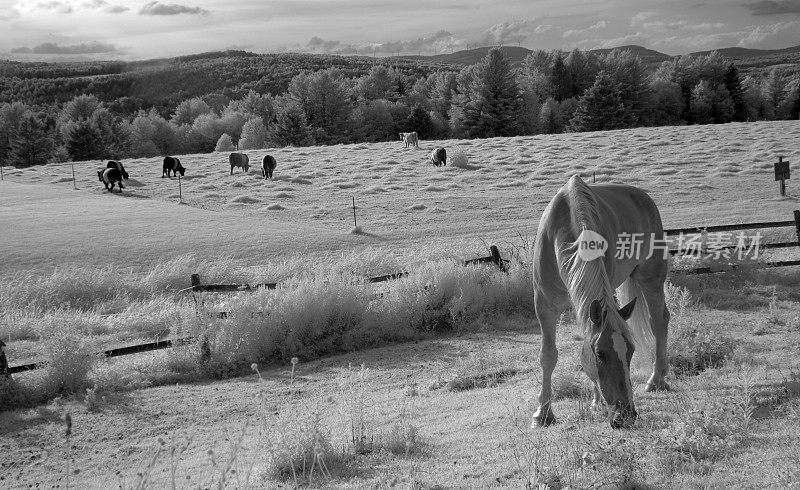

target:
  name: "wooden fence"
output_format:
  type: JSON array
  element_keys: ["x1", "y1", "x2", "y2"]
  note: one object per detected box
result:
[
  {"x1": 5, "y1": 245, "x2": 508, "y2": 375},
  {"x1": 6, "y1": 210, "x2": 800, "y2": 376}
]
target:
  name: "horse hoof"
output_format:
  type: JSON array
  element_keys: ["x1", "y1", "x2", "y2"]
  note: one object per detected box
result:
[
  {"x1": 531, "y1": 405, "x2": 556, "y2": 427},
  {"x1": 645, "y1": 381, "x2": 670, "y2": 392}
]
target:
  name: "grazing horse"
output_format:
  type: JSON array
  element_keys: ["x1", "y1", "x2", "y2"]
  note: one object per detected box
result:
[
  {"x1": 229, "y1": 152, "x2": 250, "y2": 175},
  {"x1": 162, "y1": 156, "x2": 185, "y2": 178},
  {"x1": 261, "y1": 155, "x2": 277, "y2": 179},
  {"x1": 532, "y1": 175, "x2": 670, "y2": 429},
  {"x1": 430, "y1": 147, "x2": 446, "y2": 167},
  {"x1": 399, "y1": 131, "x2": 419, "y2": 148},
  {"x1": 98, "y1": 167, "x2": 124, "y2": 193},
  {"x1": 106, "y1": 160, "x2": 128, "y2": 180}
]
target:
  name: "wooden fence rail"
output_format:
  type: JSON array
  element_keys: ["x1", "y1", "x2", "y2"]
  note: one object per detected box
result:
[{"x1": 8, "y1": 337, "x2": 187, "y2": 375}]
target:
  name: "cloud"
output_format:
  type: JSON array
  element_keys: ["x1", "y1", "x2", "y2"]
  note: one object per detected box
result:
[
  {"x1": 737, "y1": 20, "x2": 800, "y2": 46},
  {"x1": 642, "y1": 20, "x2": 726, "y2": 31},
  {"x1": 630, "y1": 11, "x2": 658, "y2": 26},
  {"x1": 11, "y1": 41, "x2": 123, "y2": 54},
  {"x1": 35, "y1": 1, "x2": 73, "y2": 14},
  {"x1": 563, "y1": 20, "x2": 608, "y2": 38},
  {"x1": 476, "y1": 19, "x2": 550, "y2": 45},
  {"x1": 82, "y1": 0, "x2": 129, "y2": 13},
  {"x1": 139, "y1": 1, "x2": 209, "y2": 15},
  {"x1": 303, "y1": 31, "x2": 459, "y2": 55},
  {"x1": 745, "y1": 0, "x2": 800, "y2": 15}
]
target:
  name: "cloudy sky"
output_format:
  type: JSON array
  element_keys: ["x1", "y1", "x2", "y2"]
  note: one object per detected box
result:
[{"x1": 2, "y1": 0, "x2": 800, "y2": 61}]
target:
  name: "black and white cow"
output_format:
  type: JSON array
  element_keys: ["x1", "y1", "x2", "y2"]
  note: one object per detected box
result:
[
  {"x1": 98, "y1": 167, "x2": 124, "y2": 193},
  {"x1": 163, "y1": 156, "x2": 186, "y2": 178}
]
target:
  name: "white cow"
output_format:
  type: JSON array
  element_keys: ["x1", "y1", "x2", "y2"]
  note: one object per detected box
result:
[{"x1": 399, "y1": 131, "x2": 419, "y2": 148}]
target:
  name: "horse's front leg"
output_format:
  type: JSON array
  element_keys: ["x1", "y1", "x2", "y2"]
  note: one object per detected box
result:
[{"x1": 532, "y1": 298, "x2": 560, "y2": 427}]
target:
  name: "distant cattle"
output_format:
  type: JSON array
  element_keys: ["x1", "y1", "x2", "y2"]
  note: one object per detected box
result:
[
  {"x1": 430, "y1": 147, "x2": 447, "y2": 167},
  {"x1": 98, "y1": 167, "x2": 124, "y2": 193},
  {"x1": 229, "y1": 152, "x2": 250, "y2": 175},
  {"x1": 400, "y1": 132, "x2": 419, "y2": 148},
  {"x1": 261, "y1": 155, "x2": 277, "y2": 179},
  {"x1": 162, "y1": 156, "x2": 185, "y2": 178},
  {"x1": 106, "y1": 160, "x2": 128, "y2": 179}
]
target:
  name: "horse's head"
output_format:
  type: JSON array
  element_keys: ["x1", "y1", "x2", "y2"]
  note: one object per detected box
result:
[
  {"x1": 177, "y1": 166, "x2": 185, "y2": 176},
  {"x1": 580, "y1": 297, "x2": 638, "y2": 429}
]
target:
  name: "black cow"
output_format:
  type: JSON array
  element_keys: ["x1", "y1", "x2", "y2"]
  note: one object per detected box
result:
[
  {"x1": 229, "y1": 152, "x2": 249, "y2": 175},
  {"x1": 163, "y1": 156, "x2": 186, "y2": 178},
  {"x1": 106, "y1": 160, "x2": 129, "y2": 179},
  {"x1": 261, "y1": 155, "x2": 277, "y2": 179}
]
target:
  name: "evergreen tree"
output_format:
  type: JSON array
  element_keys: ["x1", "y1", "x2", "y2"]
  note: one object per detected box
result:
[
  {"x1": 793, "y1": 83, "x2": 800, "y2": 120},
  {"x1": 353, "y1": 99, "x2": 395, "y2": 142},
  {"x1": 723, "y1": 63, "x2": 748, "y2": 122},
  {"x1": 66, "y1": 120, "x2": 104, "y2": 161},
  {"x1": 600, "y1": 50, "x2": 650, "y2": 127},
  {"x1": 0, "y1": 102, "x2": 30, "y2": 166},
  {"x1": 761, "y1": 67, "x2": 786, "y2": 120},
  {"x1": 92, "y1": 108, "x2": 130, "y2": 158},
  {"x1": 569, "y1": 71, "x2": 631, "y2": 132},
  {"x1": 461, "y1": 48, "x2": 524, "y2": 138},
  {"x1": 550, "y1": 53, "x2": 571, "y2": 102},
  {"x1": 269, "y1": 102, "x2": 315, "y2": 147},
  {"x1": 539, "y1": 98, "x2": 563, "y2": 134},
  {"x1": 9, "y1": 113, "x2": 53, "y2": 167},
  {"x1": 405, "y1": 104, "x2": 434, "y2": 139}
]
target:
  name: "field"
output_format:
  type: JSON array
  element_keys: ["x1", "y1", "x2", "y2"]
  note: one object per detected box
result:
[{"x1": 1, "y1": 120, "x2": 800, "y2": 488}]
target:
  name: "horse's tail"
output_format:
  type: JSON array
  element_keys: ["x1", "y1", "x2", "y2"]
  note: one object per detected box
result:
[{"x1": 617, "y1": 277, "x2": 655, "y2": 366}]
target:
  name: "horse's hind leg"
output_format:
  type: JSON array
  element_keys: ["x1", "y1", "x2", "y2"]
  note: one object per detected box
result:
[{"x1": 630, "y1": 262, "x2": 671, "y2": 391}]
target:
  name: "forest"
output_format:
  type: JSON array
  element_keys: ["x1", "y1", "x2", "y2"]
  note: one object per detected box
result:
[{"x1": 0, "y1": 46, "x2": 799, "y2": 167}]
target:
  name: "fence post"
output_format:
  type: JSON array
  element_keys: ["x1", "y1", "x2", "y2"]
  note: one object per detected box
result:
[
  {"x1": 191, "y1": 273, "x2": 201, "y2": 291},
  {"x1": 794, "y1": 210, "x2": 800, "y2": 250},
  {"x1": 1, "y1": 340, "x2": 10, "y2": 381},
  {"x1": 178, "y1": 173, "x2": 182, "y2": 203},
  {"x1": 71, "y1": 164, "x2": 76, "y2": 190},
  {"x1": 490, "y1": 245, "x2": 507, "y2": 272},
  {"x1": 1, "y1": 164, "x2": 4, "y2": 181},
  {"x1": 352, "y1": 196, "x2": 357, "y2": 228},
  {"x1": 190, "y1": 274, "x2": 211, "y2": 363}
]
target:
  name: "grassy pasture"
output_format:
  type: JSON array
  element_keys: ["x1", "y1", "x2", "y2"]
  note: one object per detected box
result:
[{"x1": 0, "y1": 120, "x2": 799, "y2": 488}]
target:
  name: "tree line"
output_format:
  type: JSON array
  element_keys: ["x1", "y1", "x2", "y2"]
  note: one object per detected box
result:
[{"x1": 1, "y1": 47, "x2": 799, "y2": 167}]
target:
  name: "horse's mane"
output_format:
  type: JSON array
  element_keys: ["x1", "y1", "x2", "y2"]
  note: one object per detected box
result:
[{"x1": 557, "y1": 176, "x2": 624, "y2": 332}]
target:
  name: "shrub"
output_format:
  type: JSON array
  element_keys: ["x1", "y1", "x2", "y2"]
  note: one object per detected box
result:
[
  {"x1": 215, "y1": 133, "x2": 235, "y2": 152},
  {"x1": 38, "y1": 324, "x2": 96, "y2": 398},
  {"x1": 448, "y1": 147, "x2": 470, "y2": 168}
]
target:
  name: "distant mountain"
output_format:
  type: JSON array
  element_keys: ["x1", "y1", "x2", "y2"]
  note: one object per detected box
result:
[
  {"x1": 398, "y1": 46, "x2": 533, "y2": 66},
  {"x1": 398, "y1": 44, "x2": 673, "y2": 66},
  {"x1": 587, "y1": 45, "x2": 673, "y2": 64},
  {"x1": 689, "y1": 44, "x2": 800, "y2": 59}
]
